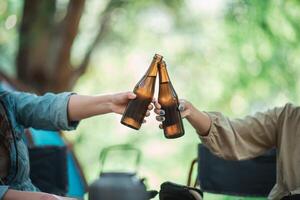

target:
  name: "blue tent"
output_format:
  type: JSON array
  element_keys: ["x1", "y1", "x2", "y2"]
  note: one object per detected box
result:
[{"x1": 28, "y1": 128, "x2": 87, "y2": 199}]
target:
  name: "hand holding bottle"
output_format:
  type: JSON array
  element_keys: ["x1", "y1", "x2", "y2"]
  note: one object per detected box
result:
[
  {"x1": 157, "y1": 60, "x2": 184, "y2": 138},
  {"x1": 121, "y1": 54, "x2": 162, "y2": 130},
  {"x1": 111, "y1": 92, "x2": 153, "y2": 122},
  {"x1": 120, "y1": 54, "x2": 185, "y2": 138},
  {"x1": 153, "y1": 99, "x2": 191, "y2": 127},
  {"x1": 153, "y1": 99, "x2": 212, "y2": 136}
]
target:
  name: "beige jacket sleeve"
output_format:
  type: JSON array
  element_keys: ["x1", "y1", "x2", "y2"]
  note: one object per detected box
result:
[{"x1": 199, "y1": 103, "x2": 293, "y2": 160}]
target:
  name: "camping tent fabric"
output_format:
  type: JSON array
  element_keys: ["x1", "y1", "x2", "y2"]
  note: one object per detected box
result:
[{"x1": 28, "y1": 128, "x2": 86, "y2": 198}]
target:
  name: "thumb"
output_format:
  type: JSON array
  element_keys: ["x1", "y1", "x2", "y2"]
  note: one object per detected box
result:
[
  {"x1": 178, "y1": 101, "x2": 185, "y2": 112},
  {"x1": 127, "y1": 92, "x2": 136, "y2": 99}
]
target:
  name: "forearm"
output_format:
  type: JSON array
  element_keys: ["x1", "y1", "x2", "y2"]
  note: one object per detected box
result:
[
  {"x1": 3, "y1": 189, "x2": 75, "y2": 200},
  {"x1": 68, "y1": 94, "x2": 113, "y2": 121},
  {"x1": 194, "y1": 106, "x2": 283, "y2": 160},
  {"x1": 4, "y1": 190, "x2": 47, "y2": 200},
  {"x1": 186, "y1": 103, "x2": 211, "y2": 136}
]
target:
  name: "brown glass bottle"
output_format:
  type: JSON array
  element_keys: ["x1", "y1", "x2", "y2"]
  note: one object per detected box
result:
[
  {"x1": 121, "y1": 54, "x2": 163, "y2": 130},
  {"x1": 158, "y1": 60, "x2": 184, "y2": 138}
]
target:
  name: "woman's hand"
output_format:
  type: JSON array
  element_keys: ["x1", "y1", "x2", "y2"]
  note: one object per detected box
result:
[
  {"x1": 110, "y1": 92, "x2": 153, "y2": 123},
  {"x1": 153, "y1": 99, "x2": 192, "y2": 129},
  {"x1": 109, "y1": 92, "x2": 137, "y2": 115},
  {"x1": 153, "y1": 99, "x2": 211, "y2": 136}
]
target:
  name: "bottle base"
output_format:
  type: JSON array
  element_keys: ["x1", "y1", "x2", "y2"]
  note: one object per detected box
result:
[
  {"x1": 121, "y1": 117, "x2": 141, "y2": 130},
  {"x1": 164, "y1": 133, "x2": 184, "y2": 139},
  {"x1": 164, "y1": 124, "x2": 184, "y2": 139}
]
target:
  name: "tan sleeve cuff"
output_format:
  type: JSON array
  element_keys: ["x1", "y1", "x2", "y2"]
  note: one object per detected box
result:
[
  {"x1": 197, "y1": 112, "x2": 223, "y2": 158},
  {"x1": 198, "y1": 112, "x2": 217, "y2": 141}
]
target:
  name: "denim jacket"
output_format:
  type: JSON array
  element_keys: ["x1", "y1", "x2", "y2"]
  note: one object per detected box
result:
[{"x1": 0, "y1": 86, "x2": 78, "y2": 199}]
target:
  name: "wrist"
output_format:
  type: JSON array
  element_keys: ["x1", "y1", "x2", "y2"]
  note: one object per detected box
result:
[
  {"x1": 199, "y1": 112, "x2": 212, "y2": 136},
  {"x1": 106, "y1": 94, "x2": 114, "y2": 113},
  {"x1": 93, "y1": 94, "x2": 114, "y2": 114},
  {"x1": 185, "y1": 103, "x2": 211, "y2": 136}
]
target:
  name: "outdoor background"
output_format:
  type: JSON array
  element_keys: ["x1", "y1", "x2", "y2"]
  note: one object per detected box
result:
[{"x1": 1, "y1": 0, "x2": 300, "y2": 199}]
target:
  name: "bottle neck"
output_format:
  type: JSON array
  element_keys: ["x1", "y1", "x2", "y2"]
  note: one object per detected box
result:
[
  {"x1": 159, "y1": 65, "x2": 170, "y2": 83},
  {"x1": 146, "y1": 55, "x2": 162, "y2": 77}
]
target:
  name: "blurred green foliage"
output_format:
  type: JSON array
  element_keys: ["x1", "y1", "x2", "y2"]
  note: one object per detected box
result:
[
  {"x1": 0, "y1": 0, "x2": 22, "y2": 75},
  {"x1": 1, "y1": 0, "x2": 300, "y2": 199}
]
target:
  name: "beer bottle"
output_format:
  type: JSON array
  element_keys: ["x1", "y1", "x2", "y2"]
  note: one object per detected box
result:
[
  {"x1": 121, "y1": 54, "x2": 163, "y2": 130},
  {"x1": 158, "y1": 60, "x2": 184, "y2": 138}
]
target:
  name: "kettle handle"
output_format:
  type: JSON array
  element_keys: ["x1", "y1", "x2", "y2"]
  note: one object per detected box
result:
[{"x1": 99, "y1": 144, "x2": 141, "y2": 173}]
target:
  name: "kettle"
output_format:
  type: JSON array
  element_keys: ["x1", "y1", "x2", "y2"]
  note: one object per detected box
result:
[{"x1": 88, "y1": 144, "x2": 156, "y2": 200}]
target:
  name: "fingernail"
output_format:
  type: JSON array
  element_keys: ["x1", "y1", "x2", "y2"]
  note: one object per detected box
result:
[
  {"x1": 178, "y1": 105, "x2": 184, "y2": 111},
  {"x1": 159, "y1": 110, "x2": 165, "y2": 115},
  {"x1": 156, "y1": 116, "x2": 164, "y2": 121}
]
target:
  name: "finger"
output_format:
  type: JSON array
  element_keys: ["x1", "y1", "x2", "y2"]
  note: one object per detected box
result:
[
  {"x1": 180, "y1": 112, "x2": 187, "y2": 118},
  {"x1": 148, "y1": 104, "x2": 154, "y2": 110},
  {"x1": 127, "y1": 92, "x2": 136, "y2": 99},
  {"x1": 159, "y1": 124, "x2": 163, "y2": 129},
  {"x1": 180, "y1": 110, "x2": 189, "y2": 119},
  {"x1": 154, "y1": 108, "x2": 165, "y2": 115},
  {"x1": 178, "y1": 99, "x2": 188, "y2": 118},
  {"x1": 145, "y1": 110, "x2": 151, "y2": 117},
  {"x1": 159, "y1": 109, "x2": 165, "y2": 116},
  {"x1": 156, "y1": 116, "x2": 165, "y2": 122},
  {"x1": 152, "y1": 99, "x2": 161, "y2": 109}
]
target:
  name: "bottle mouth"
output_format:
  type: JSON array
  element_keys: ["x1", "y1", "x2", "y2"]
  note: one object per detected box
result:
[{"x1": 154, "y1": 53, "x2": 163, "y2": 60}]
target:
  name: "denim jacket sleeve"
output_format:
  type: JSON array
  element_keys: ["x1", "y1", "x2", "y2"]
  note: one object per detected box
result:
[
  {"x1": 8, "y1": 91, "x2": 78, "y2": 131},
  {"x1": 0, "y1": 185, "x2": 8, "y2": 200}
]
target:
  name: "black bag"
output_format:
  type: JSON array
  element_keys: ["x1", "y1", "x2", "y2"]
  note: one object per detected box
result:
[
  {"x1": 29, "y1": 146, "x2": 68, "y2": 196},
  {"x1": 159, "y1": 182, "x2": 203, "y2": 200}
]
